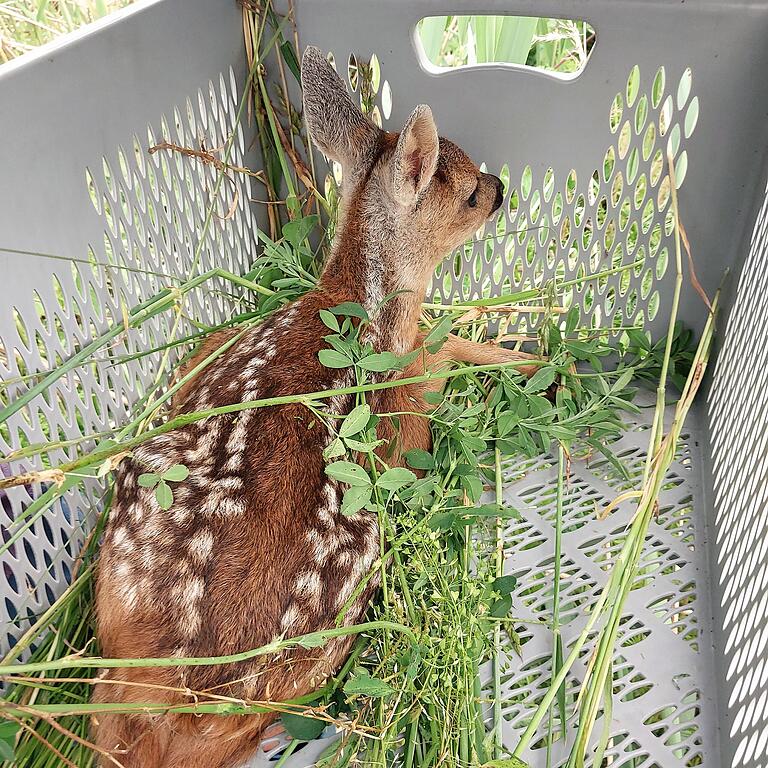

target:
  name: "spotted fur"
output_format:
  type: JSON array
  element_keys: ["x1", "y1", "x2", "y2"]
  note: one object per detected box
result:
[{"x1": 93, "y1": 46, "x2": 538, "y2": 768}]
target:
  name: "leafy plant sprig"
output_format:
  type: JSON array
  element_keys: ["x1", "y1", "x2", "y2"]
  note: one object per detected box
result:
[{"x1": 137, "y1": 463, "x2": 189, "y2": 510}]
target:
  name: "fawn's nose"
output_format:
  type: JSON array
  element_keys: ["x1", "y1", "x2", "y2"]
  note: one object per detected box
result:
[{"x1": 488, "y1": 174, "x2": 504, "y2": 214}]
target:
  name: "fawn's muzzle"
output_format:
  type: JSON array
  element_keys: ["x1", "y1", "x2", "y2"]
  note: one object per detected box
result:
[{"x1": 489, "y1": 174, "x2": 504, "y2": 215}]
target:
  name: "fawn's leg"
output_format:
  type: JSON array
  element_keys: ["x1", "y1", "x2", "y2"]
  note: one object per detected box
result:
[
  {"x1": 414, "y1": 333, "x2": 541, "y2": 378},
  {"x1": 374, "y1": 335, "x2": 542, "y2": 465}
]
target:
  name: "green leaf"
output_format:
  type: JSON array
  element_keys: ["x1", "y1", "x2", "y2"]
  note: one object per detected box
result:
[
  {"x1": 455, "y1": 503, "x2": 520, "y2": 519},
  {"x1": 325, "y1": 461, "x2": 372, "y2": 487},
  {"x1": 319, "y1": 309, "x2": 340, "y2": 332},
  {"x1": 282, "y1": 215, "x2": 319, "y2": 247},
  {"x1": 318, "y1": 349, "x2": 352, "y2": 369},
  {"x1": 404, "y1": 448, "x2": 435, "y2": 470},
  {"x1": 555, "y1": 632, "x2": 567, "y2": 739},
  {"x1": 627, "y1": 328, "x2": 650, "y2": 351},
  {"x1": 565, "y1": 305, "x2": 580, "y2": 335},
  {"x1": 281, "y1": 711, "x2": 325, "y2": 741},
  {"x1": 155, "y1": 480, "x2": 173, "y2": 510},
  {"x1": 376, "y1": 467, "x2": 417, "y2": 492},
  {"x1": 585, "y1": 437, "x2": 631, "y2": 480},
  {"x1": 612, "y1": 368, "x2": 635, "y2": 392},
  {"x1": 424, "y1": 314, "x2": 453, "y2": 353},
  {"x1": 296, "y1": 632, "x2": 329, "y2": 648},
  {"x1": 344, "y1": 437, "x2": 384, "y2": 452},
  {"x1": 428, "y1": 512, "x2": 457, "y2": 531},
  {"x1": 482, "y1": 759, "x2": 529, "y2": 768},
  {"x1": 0, "y1": 720, "x2": 17, "y2": 761},
  {"x1": 330, "y1": 302, "x2": 369, "y2": 321},
  {"x1": 492, "y1": 574, "x2": 518, "y2": 596},
  {"x1": 343, "y1": 669, "x2": 395, "y2": 698},
  {"x1": 358, "y1": 352, "x2": 401, "y2": 372},
  {"x1": 524, "y1": 366, "x2": 557, "y2": 392},
  {"x1": 279, "y1": 39, "x2": 301, "y2": 81},
  {"x1": 138, "y1": 473, "x2": 160, "y2": 488},
  {"x1": 461, "y1": 436, "x2": 487, "y2": 453},
  {"x1": 397, "y1": 349, "x2": 421, "y2": 368},
  {"x1": 490, "y1": 594, "x2": 512, "y2": 618},
  {"x1": 323, "y1": 438, "x2": 346, "y2": 461},
  {"x1": 285, "y1": 194, "x2": 302, "y2": 217},
  {"x1": 341, "y1": 485, "x2": 372, "y2": 516},
  {"x1": 339, "y1": 404, "x2": 371, "y2": 438},
  {"x1": 424, "y1": 391, "x2": 444, "y2": 405},
  {"x1": 461, "y1": 475, "x2": 483, "y2": 502},
  {"x1": 161, "y1": 464, "x2": 189, "y2": 482},
  {"x1": 418, "y1": 16, "x2": 449, "y2": 62},
  {"x1": 497, "y1": 411, "x2": 518, "y2": 437}
]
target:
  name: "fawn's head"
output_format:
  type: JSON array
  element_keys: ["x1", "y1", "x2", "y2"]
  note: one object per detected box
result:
[{"x1": 301, "y1": 46, "x2": 503, "y2": 300}]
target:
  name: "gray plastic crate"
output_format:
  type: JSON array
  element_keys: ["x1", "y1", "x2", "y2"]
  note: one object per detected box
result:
[{"x1": 0, "y1": 1, "x2": 767, "y2": 766}]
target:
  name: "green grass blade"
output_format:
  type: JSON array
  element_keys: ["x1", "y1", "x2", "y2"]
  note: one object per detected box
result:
[
  {"x1": 493, "y1": 15, "x2": 538, "y2": 65},
  {"x1": 418, "y1": 16, "x2": 449, "y2": 63}
]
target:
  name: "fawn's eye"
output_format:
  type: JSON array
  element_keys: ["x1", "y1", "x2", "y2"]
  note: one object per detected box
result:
[{"x1": 467, "y1": 188, "x2": 478, "y2": 208}]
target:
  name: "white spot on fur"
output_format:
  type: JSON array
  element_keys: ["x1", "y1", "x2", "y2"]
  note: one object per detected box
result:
[
  {"x1": 173, "y1": 506, "x2": 191, "y2": 525},
  {"x1": 224, "y1": 453, "x2": 244, "y2": 473},
  {"x1": 189, "y1": 529, "x2": 214, "y2": 563},
  {"x1": 244, "y1": 358, "x2": 266, "y2": 376},
  {"x1": 307, "y1": 529, "x2": 332, "y2": 564},
  {"x1": 323, "y1": 482, "x2": 338, "y2": 511},
  {"x1": 120, "y1": 581, "x2": 140, "y2": 611},
  {"x1": 115, "y1": 562, "x2": 131, "y2": 582},
  {"x1": 140, "y1": 548, "x2": 155, "y2": 570},
  {"x1": 112, "y1": 526, "x2": 129, "y2": 548},
  {"x1": 336, "y1": 549, "x2": 354, "y2": 567},
  {"x1": 365, "y1": 528, "x2": 379, "y2": 559},
  {"x1": 226, "y1": 414, "x2": 251, "y2": 453},
  {"x1": 336, "y1": 558, "x2": 369, "y2": 609},
  {"x1": 115, "y1": 563, "x2": 140, "y2": 611},
  {"x1": 316, "y1": 482, "x2": 339, "y2": 526},
  {"x1": 175, "y1": 577, "x2": 205, "y2": 637},
  {"x1": 296, "y1": 571, "x2": 322, "y2": 604},
  {"x1": 184, "y1": 609, "x2": 201, "y2": 635},
  {"x1": 217, "y1": 476, "x2": 243, "y2": 491},
  {"x1": 144, "y1": 514, "x2": 163, "y2": 540},
  {"x1": 202, "y1": 491, "x2": 245, "y2": 517},
  {"x1": 280, "y1": 601, "x2": 302, "y2": 632}
]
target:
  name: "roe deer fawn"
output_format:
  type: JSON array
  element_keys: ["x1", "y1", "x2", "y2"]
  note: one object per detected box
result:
[{"x1": 94, "y1": 46, "x2": 537, "y2": 768}]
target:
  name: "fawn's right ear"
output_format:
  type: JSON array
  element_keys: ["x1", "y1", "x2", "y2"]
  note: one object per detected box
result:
[{"x1": 301, "y1": 46, "x2": 380, "y2": 174}]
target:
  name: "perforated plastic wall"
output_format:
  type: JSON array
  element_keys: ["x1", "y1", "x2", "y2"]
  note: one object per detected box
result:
[
  {"x1": 0, "y1": 0, "x2": 261, "y2": 655},
  {"x1": 1, "y1": 1, "x2": 768, "y2": 767},
  {"x1": 706, "y1": 179, "x2": 768, "y2": 768},
  {"x1": 491, "y1": 393, "x2": 718, "y2": 766}
]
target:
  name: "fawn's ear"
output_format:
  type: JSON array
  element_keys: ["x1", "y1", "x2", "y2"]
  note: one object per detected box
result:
[
  {"x1": 392, "y1": 105, "x2": 439, "y2": 207},
  {"x1": 301, "y1": 46, "x2": 380, "y2": 173}
]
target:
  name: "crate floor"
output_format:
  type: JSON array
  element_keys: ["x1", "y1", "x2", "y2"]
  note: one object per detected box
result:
[{"x1": 252, "y1": 390, "x2": 718, "y2": 768}]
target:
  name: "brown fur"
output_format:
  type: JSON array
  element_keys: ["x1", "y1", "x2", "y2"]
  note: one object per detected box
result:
[{"x1": 93, "y1": 46, "x2": 537, "y2": 767}]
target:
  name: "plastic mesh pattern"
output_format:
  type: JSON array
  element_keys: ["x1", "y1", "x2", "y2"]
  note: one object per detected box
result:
[
  {"x1": 430, "y1": 65, "x2": 699, "y2": 337},
  {"x1": 0, "y1": 67, "x2": 258, "y2": 655},
  {"x1": 489, "y1": 391, "x2": 714, "y2": 766},
  {"x1": 706, "y1": 178, "x2": 768, "y2": 767}
]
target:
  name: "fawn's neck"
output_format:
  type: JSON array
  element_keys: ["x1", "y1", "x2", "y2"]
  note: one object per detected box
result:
[{"x1": 319, "y1": 198, "x2": 432, "y2": 354}]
